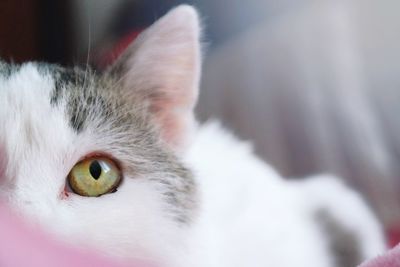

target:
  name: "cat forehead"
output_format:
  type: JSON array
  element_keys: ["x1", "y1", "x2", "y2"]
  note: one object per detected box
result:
[
  {"x1": 2, "y1": 64, "x2": 74, "y2": 130},
  {"x1": 0, "y1": 62, "x2": 89, "y2": 106},
  {"x1": 0, "y1": 62, "x2": 62, "y2": 119},
  {"x1": 0, "y1": 62, "x2": 120, "y2": 131},
  {"x1": 0, "y1": 62, "x2": 150, "y2": 158}
]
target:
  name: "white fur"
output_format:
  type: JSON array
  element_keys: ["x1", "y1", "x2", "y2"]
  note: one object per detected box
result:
[
  {"x1": 186, "y1": 122, "x2": 385, "y2": 267},
  {"x1": 0, "y1": 5, "x2": 386, "y2": 267}
]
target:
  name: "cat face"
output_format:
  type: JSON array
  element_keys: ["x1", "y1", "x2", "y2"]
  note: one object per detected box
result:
[{"x1": 0, "y1": 5, "x2": 201, "y2": 265}]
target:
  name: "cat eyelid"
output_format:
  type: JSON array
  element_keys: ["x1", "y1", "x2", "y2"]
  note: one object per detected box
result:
[{"x1": 77, "y1": 152, "x2": 122, "y2": 168}]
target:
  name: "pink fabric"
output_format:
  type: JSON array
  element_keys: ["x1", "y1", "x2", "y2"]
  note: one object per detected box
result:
[
  {"x1": 8, "y1": 192, "x2": 400, "y2": 267},
  {"x1": 359, "y1": 245, "x2": 400, "y2": 267},
  {"x1": 0, "y1": 203, "x2": 154, "y2": 267}
]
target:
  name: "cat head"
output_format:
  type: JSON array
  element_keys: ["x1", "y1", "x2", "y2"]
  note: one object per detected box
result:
[{"x1": 0, "y1": 5, "x2": 201, "y2": 266}]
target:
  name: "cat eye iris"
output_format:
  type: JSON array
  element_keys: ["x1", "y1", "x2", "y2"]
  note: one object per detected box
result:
[{"x1": 68, "y1": 157, "x2": 121, "y2": 197}]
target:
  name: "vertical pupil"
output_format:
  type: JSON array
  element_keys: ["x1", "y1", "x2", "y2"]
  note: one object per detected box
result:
[{"x1": 89, "y1": 160, "x2": 102, "y2": 180}]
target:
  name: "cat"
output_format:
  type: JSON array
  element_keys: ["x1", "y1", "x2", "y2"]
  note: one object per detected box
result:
[{"x1": 0, "y1": 5, "x2": 386, "y2": 267}]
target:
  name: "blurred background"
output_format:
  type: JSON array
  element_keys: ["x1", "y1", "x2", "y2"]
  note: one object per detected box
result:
[{"x1": 1, "y1": 0, "x2": 400, "y2": 243}]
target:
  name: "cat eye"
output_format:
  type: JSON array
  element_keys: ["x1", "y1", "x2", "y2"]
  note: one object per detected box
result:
[{"x1": 68, "y1": 157, "x2": 121, "y2": 197}]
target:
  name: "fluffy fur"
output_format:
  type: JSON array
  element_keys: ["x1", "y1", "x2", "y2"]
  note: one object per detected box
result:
[{"x1": 0, "y1": 5, "x2": 386, "y2": 267}]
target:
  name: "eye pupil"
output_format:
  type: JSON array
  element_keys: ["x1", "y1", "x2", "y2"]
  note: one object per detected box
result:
[{"x1": 89, "y1": 160, "x2": 102, "y2": 180}]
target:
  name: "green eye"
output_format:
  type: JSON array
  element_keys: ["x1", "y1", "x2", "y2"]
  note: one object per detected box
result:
[{"x1": 68, "y1": 157, "x2": 121, "y2": 197}]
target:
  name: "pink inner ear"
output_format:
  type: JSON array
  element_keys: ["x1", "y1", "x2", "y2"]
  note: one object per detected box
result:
[
  {"x1": 150, "y1": 89, "x2": 196, "y2": 150},
  {"x1": 157, "y1": 111, "x2": 186, "y2": 149}
]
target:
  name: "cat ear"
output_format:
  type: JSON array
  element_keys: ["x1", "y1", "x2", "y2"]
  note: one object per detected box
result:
[{"x1": 106, "y1": 5, "x2": 201, "y2": 152}]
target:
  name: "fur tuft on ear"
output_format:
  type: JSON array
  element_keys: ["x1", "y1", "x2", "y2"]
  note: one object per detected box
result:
[{"x1": 106, "y1": 5, "x2": 202, "y2": 152}]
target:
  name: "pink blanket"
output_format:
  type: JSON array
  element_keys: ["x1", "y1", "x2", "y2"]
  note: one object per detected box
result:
[
  {"x1": 3, "y1": 200, "x2": 400, "y2": 267},
  {"x1": 0, "y1": 203, "x2": 154, "y2": 267},
  {"x1": 359, "y1": 245, "x2": 400, "y2": 267}
]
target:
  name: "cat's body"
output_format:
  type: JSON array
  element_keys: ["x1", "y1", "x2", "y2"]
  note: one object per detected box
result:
[
  {"x1": 187, "y1": 123, "x2": 385, "y2": 267},
  {"x1": 0, "y1": 5, "x2": 385, "y2": 267}
]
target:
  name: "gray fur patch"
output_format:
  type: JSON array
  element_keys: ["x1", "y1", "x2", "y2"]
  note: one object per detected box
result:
[
  {"x1": 315, "y1": 209, "x2": 362, "y2": 267},
  {"x1": 48, "y1": 65, "x2": 86, "y2": 105},
  {"x1": 47, "y1": 65, "x2": 95, "y2": 132},
  {"x1": 0, "y1": 61, "x2": 20, "y2": 78}
]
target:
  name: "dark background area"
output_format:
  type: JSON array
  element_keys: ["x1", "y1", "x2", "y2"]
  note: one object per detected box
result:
[
  {"x1": 0, "y1": 0, "x2": 297, "y2": 64},
  {"x1": 0, "y1": 0, "x2": 72, "y2": 64},
  {"x1": 0, "y1": 0, "x2": 195, "y2": 64}
]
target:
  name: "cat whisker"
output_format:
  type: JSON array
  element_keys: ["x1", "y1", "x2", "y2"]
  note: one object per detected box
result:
[{"x1": 83, "y1": 5, "x2": 92, "y2": 90}]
